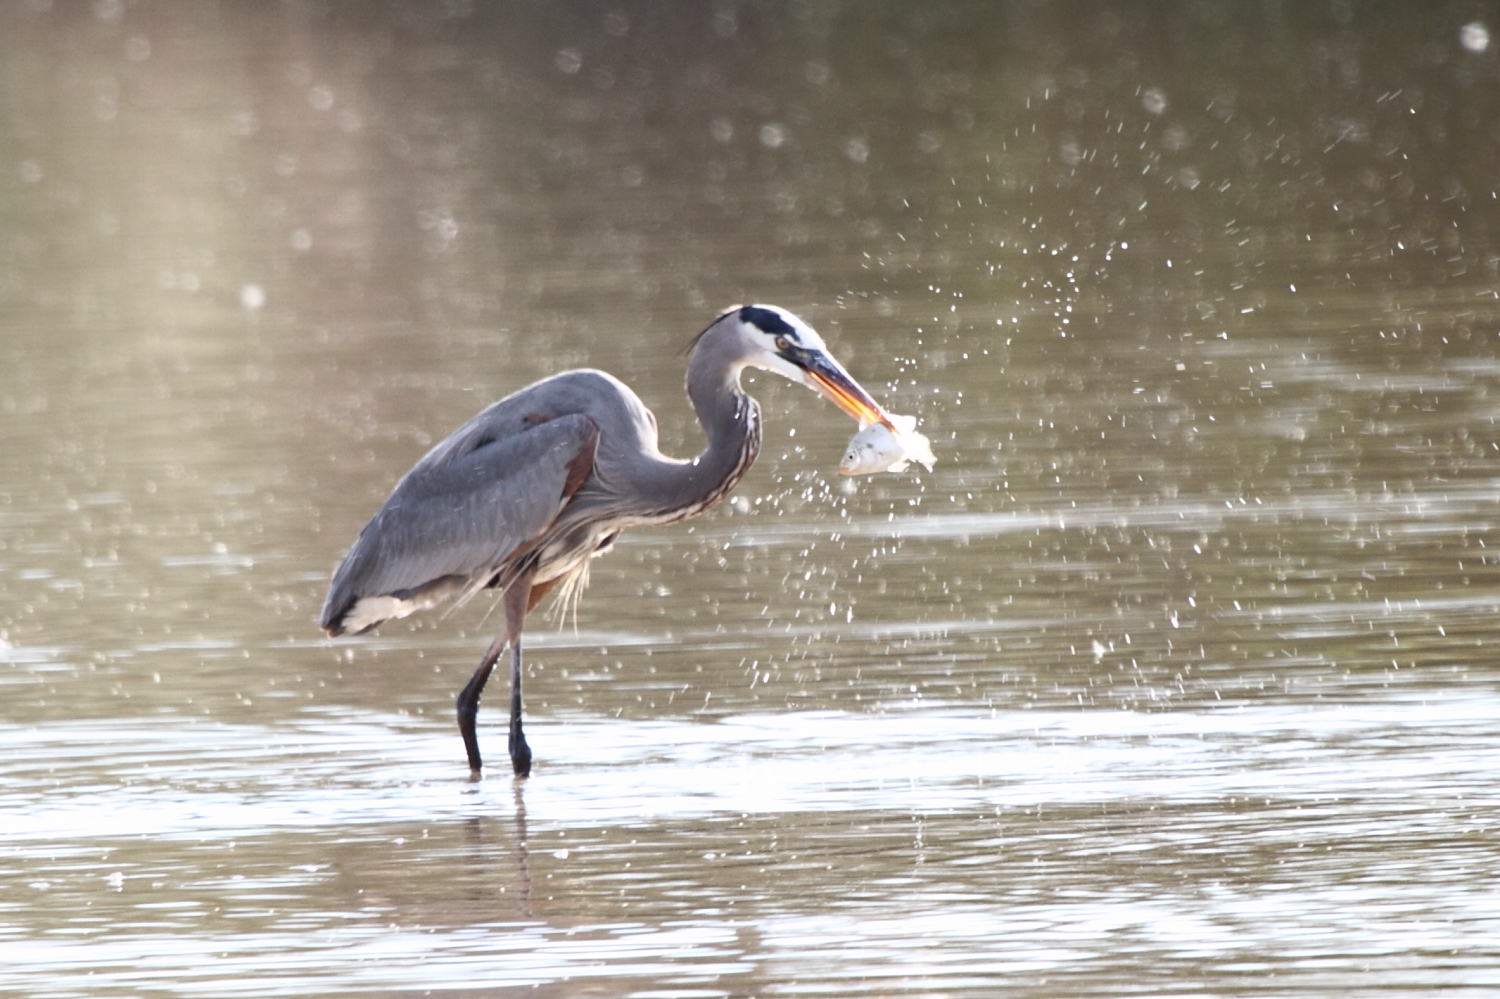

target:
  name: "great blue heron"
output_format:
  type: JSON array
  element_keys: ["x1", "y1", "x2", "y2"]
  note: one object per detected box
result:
[{"x1": 320, "y1": 305, "x2": 889, "y2": 777}]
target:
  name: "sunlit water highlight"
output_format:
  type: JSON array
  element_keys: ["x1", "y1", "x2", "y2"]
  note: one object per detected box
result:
[
  {"x1": 7, "y1": 700, "x2": 1500, "y2": 837},
  {"x1": 5, "y1": 701, "x2": 1499, "y2": 996}
]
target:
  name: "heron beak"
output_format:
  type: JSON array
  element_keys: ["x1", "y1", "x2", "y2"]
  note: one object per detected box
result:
[{"x1": 795, "y1": 349, "x2": 895, "y2": 430}]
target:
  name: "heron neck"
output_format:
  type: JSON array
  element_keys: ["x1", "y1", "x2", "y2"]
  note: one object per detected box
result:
[{"x1": 660, "y1": 343, "x2": 762, "y2": 518}]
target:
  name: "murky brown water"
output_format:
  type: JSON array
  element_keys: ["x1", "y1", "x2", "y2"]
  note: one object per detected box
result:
[{"x1": 5, "y1": 2, "x2": 1500, "y2": 996}]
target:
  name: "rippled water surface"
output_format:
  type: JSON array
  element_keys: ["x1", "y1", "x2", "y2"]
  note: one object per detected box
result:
[{"x1": 5, "y1": 3, "x2": 1500, "y2": 996}]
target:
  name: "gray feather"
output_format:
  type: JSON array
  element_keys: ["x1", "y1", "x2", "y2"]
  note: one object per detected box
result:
[
  {"x1": 320, "y1": 314, "x2": 799, "y2": 638},
  {"x1": 320, "y1": 380, "x2": 607, "y2": 634}
]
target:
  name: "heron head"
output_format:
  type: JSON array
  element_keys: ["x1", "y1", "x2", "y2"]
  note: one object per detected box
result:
[{"x1": 716, "y1": 304, "x2": 892, "y2": 429}]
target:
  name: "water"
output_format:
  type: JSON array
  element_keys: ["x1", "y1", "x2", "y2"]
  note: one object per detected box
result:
[
  {"x1": 8, "y1": 701, "x2": 1499, "y2": 994},
  {"x1": 4, "y1": 2, "x2": 1500, "y2": 995}
]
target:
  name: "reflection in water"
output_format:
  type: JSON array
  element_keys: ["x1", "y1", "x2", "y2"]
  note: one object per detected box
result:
[
  {"x1": 2, "y1": 700, "x2": 1498, "y2": 993},
  {"x1": 513, "y1": 780, "x2": 532, "y2": 919},
  {"x1": 3, "y1": 2, "x2": 1500, "y2": 996}
]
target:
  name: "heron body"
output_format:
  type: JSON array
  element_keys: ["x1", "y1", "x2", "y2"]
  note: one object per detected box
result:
[{"x1": 320, "y1": 305, "x2": 888, "y2": 776}]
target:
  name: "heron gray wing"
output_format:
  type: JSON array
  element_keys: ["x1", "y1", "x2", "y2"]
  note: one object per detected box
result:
[{"x1": 320, "y1": 413, "x2": 597, "y2": 634}]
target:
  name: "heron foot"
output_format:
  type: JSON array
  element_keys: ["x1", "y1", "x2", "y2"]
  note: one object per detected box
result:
[{"x1": 509, "y1": 724, "x2": 532, "y2": 778}]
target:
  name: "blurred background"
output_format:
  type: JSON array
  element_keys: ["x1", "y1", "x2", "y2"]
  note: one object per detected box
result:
[{"x1": 5, "y1": 2, "x2": 1500, "y2": 995}]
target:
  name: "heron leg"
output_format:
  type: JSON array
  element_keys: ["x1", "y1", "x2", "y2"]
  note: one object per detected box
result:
[
  {"x1": 455, "y1": 569, "x2": 543, "y2": 776},
  {"x1": 457, "y1": 630, "x2": 507, "y2": 772},
  {"x1": 503, "y1": 572, "x2": 534, "y2": 778},
  {"x1": 507, "y1": 634, "x2": 532, "y2": 777}
]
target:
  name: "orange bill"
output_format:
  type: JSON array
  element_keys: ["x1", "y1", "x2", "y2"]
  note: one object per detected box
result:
[{"x1": 803, "y1": 357, "x2": 896, "y2": 430}]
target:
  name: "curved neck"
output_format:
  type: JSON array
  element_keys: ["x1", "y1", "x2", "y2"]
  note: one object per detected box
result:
[{"x1": 651, "y1": 337, "x2": 762, "y2": 521}]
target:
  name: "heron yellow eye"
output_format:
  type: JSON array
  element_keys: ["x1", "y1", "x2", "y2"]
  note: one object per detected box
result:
[{"x1": 775, "y1": 336, "x2": 792, "y2": 352}]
